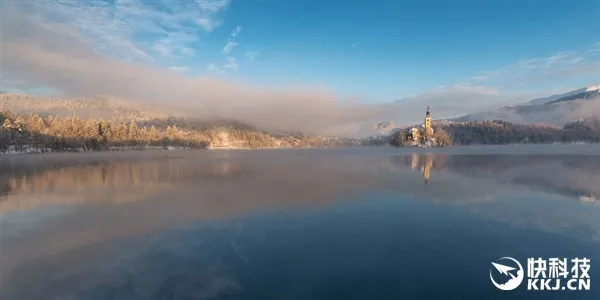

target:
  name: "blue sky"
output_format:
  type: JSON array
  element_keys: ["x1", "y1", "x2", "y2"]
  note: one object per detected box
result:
[
  {"x1": 2, "y1": 0, "x2": 600, "y2": 131},
  {"x1": 9, "y1": 0, "x2": 598, "y2": 100},
  {"x1": 103, "y1": 0, "x2": 600, "y2": 100},
  {"x1": 228, "y1": 0, "x2": 600, "y2": 100}
]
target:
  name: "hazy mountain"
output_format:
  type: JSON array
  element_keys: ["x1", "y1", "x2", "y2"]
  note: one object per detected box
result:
[
  {"x1": 358, "y1": 121, "x2": 399, "y2": 136},
  {"x1": 453, "y1": 86, "x2": 600, "y2": 126}
]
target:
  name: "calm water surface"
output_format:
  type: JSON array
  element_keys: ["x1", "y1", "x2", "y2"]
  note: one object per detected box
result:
[{"x1": 1, "y1": 146, "x2": 599, "y2": 300}]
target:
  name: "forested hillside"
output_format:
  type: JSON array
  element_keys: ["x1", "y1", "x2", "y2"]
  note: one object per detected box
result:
[
  {"x1": 439, "y1": 120, "x2": 600, "y2": 145},
  {"x1": 0, "y1": 110, "x2": 356, "y2": 154}
]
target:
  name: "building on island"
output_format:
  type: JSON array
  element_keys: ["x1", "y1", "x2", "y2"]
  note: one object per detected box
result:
[
  {"x1": 407, "y1": 106, "x2": 434, "y2": 146},
  {"x1": 391, "y1": 105, "x2": 452, "y2": 148}
]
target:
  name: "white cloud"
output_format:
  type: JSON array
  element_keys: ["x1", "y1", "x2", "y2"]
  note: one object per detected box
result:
[
  {"x1": 169, "y1": 66, "x2": 188, "y2": 72},
  {"x1": 244, "y1": 51, "x2": 258, "y2": 60},
  {"x1": 465, "y1": 42, "x2": 600, "y2": 89},
  {"x1": 196, "y1": 18, "x2": 220, "y2": 32},
  {"x1": 181, "y1": 47, "x2": 196, "y2": 56},
  {"x1": 152, "y1": 42, "x2": 171, "y2": 57},
  {"x1": 587, "y1": 42, "x2": 600, "y2": 53},
  {"x1": 222, "y1": 41, "x2": 238, "y2": 54},
  {"x1": 224, "y1": 57, "x2": 239, "y2": 70},
  {"x1": 469, "y1": 76, "x2": 488, "y2": 82},
  {"x1": 231, "y1": 26, "x2": 242, "y2": 37},
  {"x1": 11, "y1": 0, "x2": 231, "y2": 63},
  {"x1": 206, "y1": 63, "x2": 225, "y2": 74}
]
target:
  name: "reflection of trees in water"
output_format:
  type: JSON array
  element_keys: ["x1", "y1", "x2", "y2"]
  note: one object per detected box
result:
[
  {"x1": 442, "y1": 154, "x2": 600, "y2": 175},
  {"x1": 392, "y1": 154, "x2": 600, "y2": 176},
  {"x1": 389, "y1": 153, "x2": 600, "y2": 203},
  {"x1": 560, "y1": 156, "x2": 600, "y2": 174},
  {"x1": 0, "y1": 158, "x2": 251, "y2": 213}
]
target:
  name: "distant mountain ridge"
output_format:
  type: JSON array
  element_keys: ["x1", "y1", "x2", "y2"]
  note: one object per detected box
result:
[
  {"x1": 546, "y1": 86, "x2": 600, "y2": 104},
  {"x1": 453, "y1": 85, "x2": 600, "y2": 126},
  {"x1": 527, "y1": 86, "x2": 600, "y2": 105}
]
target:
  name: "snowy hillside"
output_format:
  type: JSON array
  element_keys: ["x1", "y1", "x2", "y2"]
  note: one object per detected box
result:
[{"x1": 453, "y1": 85, "x2": 600, "y2": 126}]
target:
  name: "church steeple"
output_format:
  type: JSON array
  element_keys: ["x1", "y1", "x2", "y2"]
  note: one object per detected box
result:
[{"x1": 424, "y1": 105, "x2": 432, "y2": 135}]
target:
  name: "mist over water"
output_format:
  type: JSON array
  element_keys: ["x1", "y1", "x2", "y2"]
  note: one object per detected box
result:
[{"x1": 2, "y1": 146, "x2": 600, "y2": 300}]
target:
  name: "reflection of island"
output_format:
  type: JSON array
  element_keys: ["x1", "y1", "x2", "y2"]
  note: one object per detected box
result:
[
  {"x1": 394, "y1": 153, "x2": 447, "y2": 185},
  {"x1": 391, "y1": 153, "x2": 600, "y2": 204}
]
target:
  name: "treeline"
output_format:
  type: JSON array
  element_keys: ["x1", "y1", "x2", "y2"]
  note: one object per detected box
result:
[
  {"x1": 439, "y1": 119, "x2": 600, "y2": 145},
  {"x1": 0, "y1": 110, "x2": 210, "y2": 153},
  {"x1": 0, "y1": 110, "x2": 353, "y2": 154}
]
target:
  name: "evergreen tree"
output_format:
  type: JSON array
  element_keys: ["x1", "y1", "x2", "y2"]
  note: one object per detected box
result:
[{"x1": 149, "y1": 126, "x2": 160, "y2": 146}]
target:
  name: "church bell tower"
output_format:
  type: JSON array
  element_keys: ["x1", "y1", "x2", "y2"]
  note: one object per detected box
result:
[
  {"x1": 425, "y1": 106, "x2": 431, "y2": 128},
  {"x1": 424, "y1": 106, "x2": 433, "y2": 136}
]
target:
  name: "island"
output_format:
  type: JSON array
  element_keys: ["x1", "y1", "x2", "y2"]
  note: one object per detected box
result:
[{"x1": 389, "y1": 106, "x2": 453, "y2": 147}]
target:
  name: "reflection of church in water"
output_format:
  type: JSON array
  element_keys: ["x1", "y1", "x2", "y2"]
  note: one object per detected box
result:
[{"x1": 409, "y1": 153, "x2": 439, "y2": 186}]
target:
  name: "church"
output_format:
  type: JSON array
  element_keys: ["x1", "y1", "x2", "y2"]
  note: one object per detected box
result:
[{"x1": 407, "y1": 106, "x2": 435, "y2": 146}]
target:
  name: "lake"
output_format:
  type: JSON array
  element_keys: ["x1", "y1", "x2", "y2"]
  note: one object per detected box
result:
[{"x1": 1, "y1": 145, "x2": 599, "y2": 300}]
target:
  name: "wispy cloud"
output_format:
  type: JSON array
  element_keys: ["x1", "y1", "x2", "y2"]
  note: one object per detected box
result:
[
  {"x1": 244, "y1": 51, "x2": 258, "y2": 60},
  {"x1": 222, "y1": 25, "x2": 243, "y2": 54},
  {"x1": 169, "y1": 66, "x2": 188, "y2": 72},
  {"x1": 206, "y1": 63, "x2": 225, "y2": 74},
  {"x1": 468, "y1": 42, "x2": 600, "y2": 88},
  {"x1": 153, "y1": 42, "x2": 171, "y2": 57},
  {"x1": 587, "y1": 42, "x2": 600, "y2": 54},
  {"x1": 231, "y1": 26, "x2": 242, "y2": 37},
  {"x1": 469, "y1": 76, "x2": 488, "y2": 82},
  {"x1": 181, "y1": 47, "x2": 196, "y2": 56},
  {"x1": 14, "y1": 0, "x2": 231, "y2": 62},
  {"x1": 224, "y1": 57, "x2": 239, "y2": 70},
  {"x1": 222, "y1": 41, "x2": 239, "y2": 54}
]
